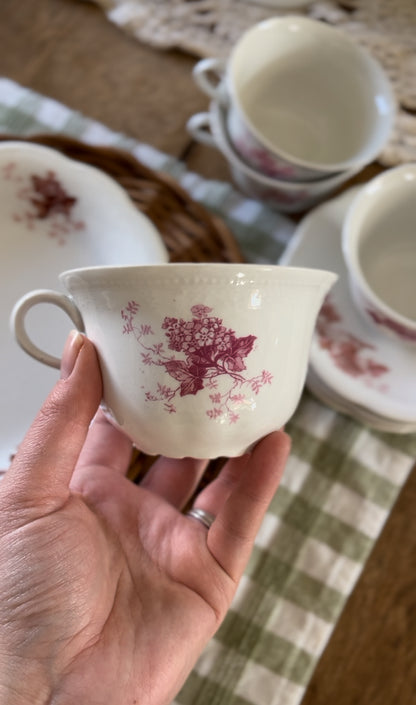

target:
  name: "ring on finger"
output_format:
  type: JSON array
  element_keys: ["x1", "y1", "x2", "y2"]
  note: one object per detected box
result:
[{"x1": 186, "y1": 507, "x2": 216, "y2": 530}]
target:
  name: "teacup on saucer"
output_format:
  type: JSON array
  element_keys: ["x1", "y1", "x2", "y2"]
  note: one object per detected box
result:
[
  {"x1": 342, "y1": 164, "x2": 416, "y2": 345},
  {"x1": 281, "y1": 187, "x2": 416, "y2": 430}
]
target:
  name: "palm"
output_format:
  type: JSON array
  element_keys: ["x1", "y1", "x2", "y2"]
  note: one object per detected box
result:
[
  {"x1": 1, "y1": 464, "x2": 229, "y2": 705},
  {"x1": 60, "y1": 473, "x2": 231, "y2": 704}
]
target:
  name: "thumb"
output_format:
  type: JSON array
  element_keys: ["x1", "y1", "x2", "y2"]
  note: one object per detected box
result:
[{"x1": 2, "y1": 331, "x2": 102, "y2": 510}]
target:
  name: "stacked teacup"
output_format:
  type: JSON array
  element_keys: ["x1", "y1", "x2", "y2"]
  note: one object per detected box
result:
[{"x1": 188, "y1": 16, "x2": 396, "y2": 213}]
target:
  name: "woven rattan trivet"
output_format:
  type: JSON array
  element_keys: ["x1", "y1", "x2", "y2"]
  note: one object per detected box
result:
[{"x1": 1, "y1": 133, "x2": 244, "y2": 486}]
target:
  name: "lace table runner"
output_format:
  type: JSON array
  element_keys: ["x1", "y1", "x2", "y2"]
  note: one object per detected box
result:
[{"x1": 90, "y1": 0, "x2": 416, "y2": 167}]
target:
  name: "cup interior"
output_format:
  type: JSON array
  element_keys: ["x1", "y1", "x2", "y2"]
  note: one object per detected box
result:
[
  {"x1": 230, "y1": 17, "x2": 394, "y2": 169},
  {"x1": 344, "y1": 166, "x2": 416, "y2": 325},
  {"x1": 211, "y1": 99, "x2": 358, "y2": 190},
  {"x1": 356, "y1": 193, "x2": 416, "y2": 323}
]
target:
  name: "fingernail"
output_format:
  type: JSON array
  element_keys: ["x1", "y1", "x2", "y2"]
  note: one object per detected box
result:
[{"x1": 61, "y1": 330, "x2": 84, "y2": 380}]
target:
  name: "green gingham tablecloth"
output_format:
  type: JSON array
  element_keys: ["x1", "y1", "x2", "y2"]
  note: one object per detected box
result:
[{"x1": 1, "y1": 77, "x2": 415, "y2": 705}]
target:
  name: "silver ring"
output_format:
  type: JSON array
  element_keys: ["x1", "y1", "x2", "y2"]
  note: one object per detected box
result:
[{"x1": 186, "y1": 507, "x2": 216, "y2": 529}]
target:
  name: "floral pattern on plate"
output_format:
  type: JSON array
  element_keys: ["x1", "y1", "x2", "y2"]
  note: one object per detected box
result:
[
  {"x1": 317, "y1": 297, "x2": 389, "y2": 388},
  {"x1": 0, "y1": 141, "x2": 168, "y2": 468},
  {"x1": 121, "y1": 301, "x2": 273, "y2": 423},
  {"x1": 2, "y1": 161, "x2": 84, "y2": 244}
]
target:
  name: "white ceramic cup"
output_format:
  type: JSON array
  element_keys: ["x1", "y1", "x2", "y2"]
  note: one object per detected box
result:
[
  {"x1": 193, "y1": 16, "x2": 396, "y2": 182},
  {"x1": 11, "y1": 263, "x2": 337, "y2": 458},
  {"x1": 342, "y1": 164, "x2": 416, "y2": 344},
  {"x1": 187, "y1": 100, "x2": 361, "y2": 213}
]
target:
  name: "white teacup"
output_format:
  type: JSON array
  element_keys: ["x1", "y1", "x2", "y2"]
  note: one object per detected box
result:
[
  {"x1": 193, "y1": 16, "x2": 395, "y2": 182},
  {"x1": 342, "y1": 165, "x2": 416, "y2": 345},
  {"x1": 187, "y1": 101, "x2": 361, "y2": 214},
  {"x1": 11, "y1": 263, "x2": 337, "y2": 458}
]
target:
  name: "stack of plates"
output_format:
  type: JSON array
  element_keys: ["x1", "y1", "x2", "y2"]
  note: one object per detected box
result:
[{"x1": 281, "y1": 187, "x2": 416, "y2": 434}]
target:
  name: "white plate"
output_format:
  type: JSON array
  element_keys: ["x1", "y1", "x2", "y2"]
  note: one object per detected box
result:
[
  {"x1": 281, "y1": 186, "x2": 416, "y2": 424},
  {"x1": 0, "y1": 141, "x2": 168, "y2": 467}
]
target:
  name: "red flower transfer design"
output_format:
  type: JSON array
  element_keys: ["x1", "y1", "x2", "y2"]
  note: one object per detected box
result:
[
  {"x1": 316, "y1": 297, "x2": 390, "y2": 387},
  {"x1": 234, "y1": 137, "x2": 297, "y2": 179},
  {"x1": 366, "y1": 308, "x2": 416, "y2": 342},
  {"x1": 2, "y1": 161, "x2": 84, "y2": 244},
  {"x1": 121, "y1": 301, "x2": 273, "y2": 423}
]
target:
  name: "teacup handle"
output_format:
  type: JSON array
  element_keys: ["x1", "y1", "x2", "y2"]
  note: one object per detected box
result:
[
  {"x1": 186, "y1": 112, "x2": 217, "y2": 148},
  {"x1": 11, "y1": 289, "x2": 85, "y2": 370},
  {"x1": 192, "y1": 57, "x2": 228, "y2": 102}
]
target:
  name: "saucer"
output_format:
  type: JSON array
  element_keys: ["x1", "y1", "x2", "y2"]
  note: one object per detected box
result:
[
  {"x1": 281, "y1": 186, "x2": 416, "y2": 426},
  {"x1": 0, "y1": 141, "x2": 168, "y2": 467},
  {"x1": 307, "y1": 368, "x2": 416, "y2": 434}
]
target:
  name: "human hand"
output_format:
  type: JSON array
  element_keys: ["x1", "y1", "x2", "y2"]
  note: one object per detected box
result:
[{"x1": 0, "y1": 331, "x2": 291, "y2": 705}]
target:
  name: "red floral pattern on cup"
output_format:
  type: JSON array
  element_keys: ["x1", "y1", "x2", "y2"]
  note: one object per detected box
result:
[
  {"x1": 121, "y1": 301, "x2": 273, "y2": 423},
  {"x1": 234, "y1": 136, "x2": 298, "y2": 180},
  {"x1": 316, "y1": 297, "x2": 390, "y2": 386},
  {"x1": 2, "y1": 161, "x2": 84, "y2": 244},
  {"x1": 366, "y1": 308, "x2": 416, "y2": 343}
]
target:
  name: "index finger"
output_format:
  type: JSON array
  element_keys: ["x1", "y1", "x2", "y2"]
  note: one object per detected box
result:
[
  {"x1": 207, "y1": 431, "x2": 291, "y2": 581},
  {"x1": 2, "y1": 333, "x2": 102, "y2": 508}
]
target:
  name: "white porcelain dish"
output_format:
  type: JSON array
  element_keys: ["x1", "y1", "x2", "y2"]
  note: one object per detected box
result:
[
  {"x1": 281, "y1": 186, "x2": 416, "y2": 425},
  {"x1": 0, "y1": 141, "x2": 168, "y2": 467}
]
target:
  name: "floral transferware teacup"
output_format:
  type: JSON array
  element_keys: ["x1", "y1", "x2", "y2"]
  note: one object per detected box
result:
[
  {"x1": 193, "y1": 16, "x2": 395, "y2": 182},
  {"x1": 187, "y1": 101, "x2": 361, "y2": 214},
  {"x1": 11, "y1": 263, "x2": 337, "y2": 458},
  {"x1": 342, "y1": 164, "x2": 416, "y2": 345}
]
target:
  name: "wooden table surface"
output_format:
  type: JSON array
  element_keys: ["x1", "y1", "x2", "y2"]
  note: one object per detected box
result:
[{"x1": 1, "y1": 1, "x2": 415, "y2": 703}]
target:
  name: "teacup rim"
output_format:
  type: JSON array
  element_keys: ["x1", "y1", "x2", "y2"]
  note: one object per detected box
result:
[{"x1": 59, "y1": 261, "x2": 338, "y2": 286}]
